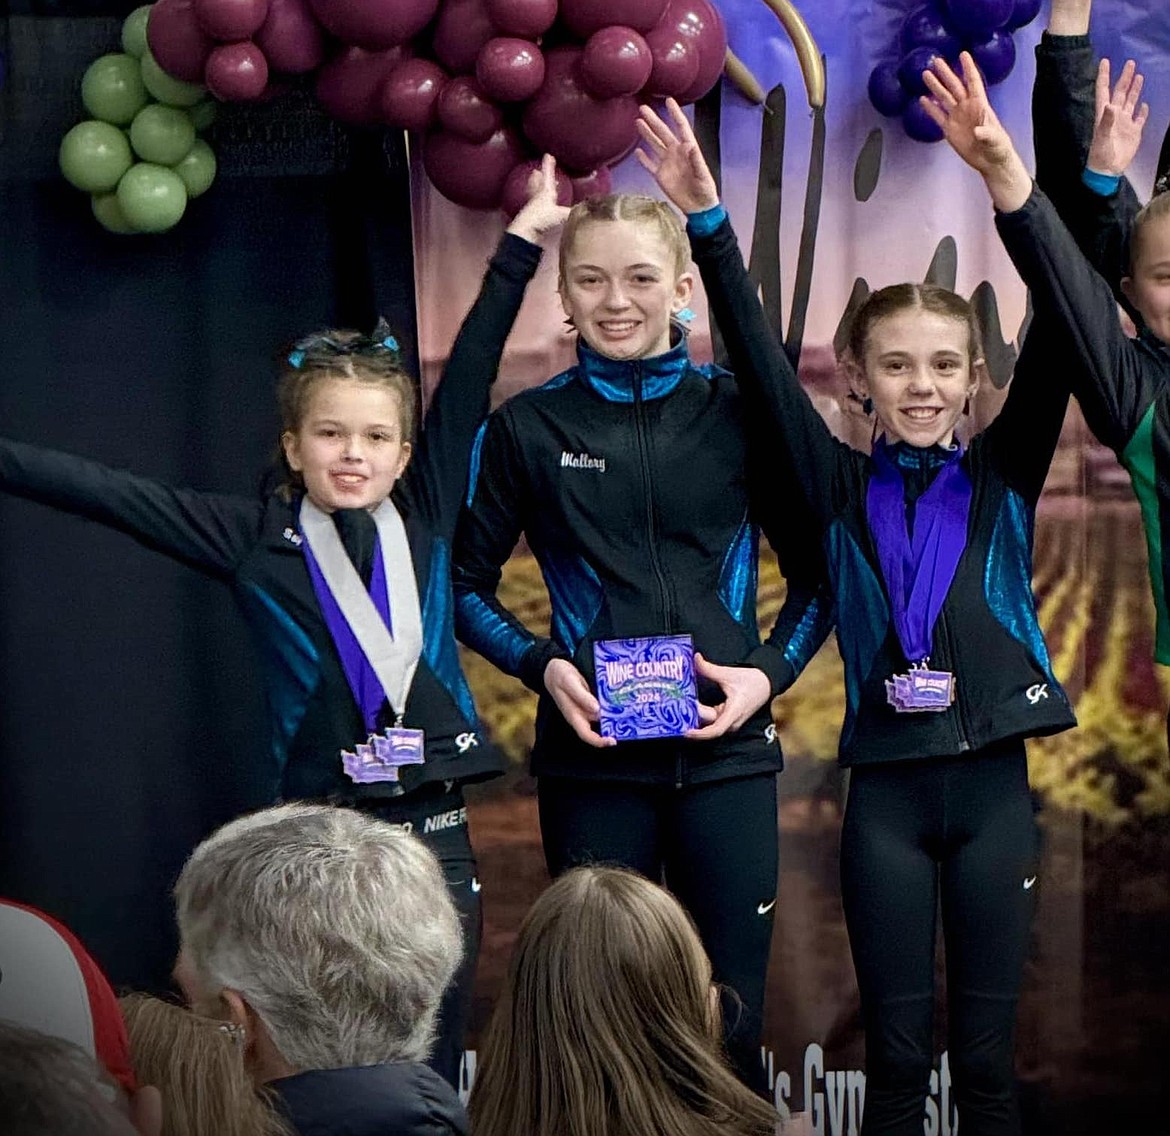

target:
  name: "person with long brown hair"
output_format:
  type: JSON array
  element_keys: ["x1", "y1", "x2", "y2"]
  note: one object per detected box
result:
[
  {"x1": 119, "y1": 995, "x2": 290, "y2": 1136},
  {"x1": 468, "y1": 866, "x2": 790, "y2": 1136}
]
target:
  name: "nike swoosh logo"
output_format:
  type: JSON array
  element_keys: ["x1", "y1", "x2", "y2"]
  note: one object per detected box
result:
[
  {"x1": 470, "y1": 877, "x2": 482, "y2": 893},
  {"x1": 757, "y1": 899, "x2": 777, "y2": 915},
  {"x1": 1023, "y1": 876, "x2": 1037, "y2": 890}
]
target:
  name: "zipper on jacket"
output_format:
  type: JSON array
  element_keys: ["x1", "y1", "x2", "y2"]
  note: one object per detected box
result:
[
  {"x1": 934, "y1": 608, "x2": 971, "y2": 752},
  {"x1": 632, "y1": 365, "x2": 673, "y2": 629}
]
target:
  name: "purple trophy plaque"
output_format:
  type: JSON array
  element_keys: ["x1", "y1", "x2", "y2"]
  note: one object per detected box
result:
[{"x1": 593, "y1": 634, "x2": 699, "y2": 741}]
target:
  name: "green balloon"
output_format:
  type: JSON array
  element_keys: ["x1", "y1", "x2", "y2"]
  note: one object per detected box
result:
[
  {"x1": 121, "y1": 6, "x2": 152, "y2": 59},
  {"x1": 141, "y1": 50, "x2": 206, "y2": 107},
  {"x1": 59, "y1": 120, "x2": 134, "y2": 193},
  {"x1": 130, "y1": 104, "x2": 195, "y2": 165},
  {"x1": 117, "y1": 163, "x2": 188, "y2": 233},
  {"x1": 189, "y1": 100, "x2": 218, "y2": 133},
  {"x1": 81, "y1": 53, "x2": 148, "y2": 126},
  {"x1": 173, "y1": 139, "x2": 217, "y2": 198},
  {"x1": 91, "y1": 192, "x2": 139, "y2": 234}
]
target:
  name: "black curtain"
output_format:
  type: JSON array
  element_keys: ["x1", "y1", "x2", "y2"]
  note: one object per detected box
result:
[{"x1": 0, "y1": 1, "x2": 418, "y2": 990}]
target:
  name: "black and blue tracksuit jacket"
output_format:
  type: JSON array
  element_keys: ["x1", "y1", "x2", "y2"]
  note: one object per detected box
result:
[
  {"x1": 452, "y1": 233, "x2": 834, "y2": 785},
  {"x1": 0, "y1": 234, "x2": 544, "y2": 802}
]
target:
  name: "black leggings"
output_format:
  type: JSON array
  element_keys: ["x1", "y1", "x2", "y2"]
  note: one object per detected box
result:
[
  {"x1": 840, "y1": 743, "x2": 1040, "y2": 1136},
  {"x1": 538, "y1": 772, "x2": 779, "y2": 1090},
  {"x1": 359, "y1": 784, "x2": 481, "y2": 1091}
]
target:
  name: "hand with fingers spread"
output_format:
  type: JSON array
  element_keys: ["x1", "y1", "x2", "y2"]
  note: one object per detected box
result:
[
  {"x1": 634, "y1": 97, "x2": 721, "y2": 216},
  {"x1": 1087, "y1": 58, "x2": 1150, "y2": 179},
  {"x1": 506, "y1": 154, "x2": 572, "y2": 244},
  {"x1": 544, "y1": 657, "x2": 617, "y2": 749},
  {"x1": 684, "y1": 653, "x2": 772, "y2": 742},
  {"x1": 921, "y1": 53, "x2": 1032, "y2": 212}
]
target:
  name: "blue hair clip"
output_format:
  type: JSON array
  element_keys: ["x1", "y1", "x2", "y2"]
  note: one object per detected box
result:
[
  {"x1": 381, "y1": 334, "x2": 399, "y2": 352},
  {"x1": 287, "y1": 348, "x2": 306, "y2": 369}
]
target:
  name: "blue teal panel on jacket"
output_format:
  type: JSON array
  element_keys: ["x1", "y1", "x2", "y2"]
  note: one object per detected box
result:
[
  {"x1": 826, "y1": 520, "x2": 888, "y2": 740},
  {"x1": 422, "y1": 538, "x2": 479, "y2": 725},
  {"x1": 237, "y1": 583, "x2": 321, "y2": 775},
  {"x1": 785, "y1": 591, "x2": 835, "y2": 675},
  {"x1": 466, "y1": 420, "x2": 490, "y2": 509},
  {"x1": 984, "y1": 487, "x2": 1055, "y2": 678},
  {"x1": 717, "y1": 514, "x2": 759, "y2": 631},
  {"x1": 533, "y1": 541, "x2": 604, "y2": 655},
  {"x1": 454, "y1": 590, "x2": 531, "y2": 674}
]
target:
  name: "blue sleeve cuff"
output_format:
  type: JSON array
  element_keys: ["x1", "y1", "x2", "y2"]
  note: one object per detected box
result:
[
  {"x1": 1082, "y1": 167, "x2": 1121, "y2": 197},
  {"x1": 686, "y1": 203, "x2": 727, "y2": 236}
]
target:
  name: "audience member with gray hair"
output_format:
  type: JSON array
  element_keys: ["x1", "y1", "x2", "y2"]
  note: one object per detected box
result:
[
  {"x1": 172, "y1": 803, "x2": 467, "y2": 1136},
  {"x1": 0, "y1": 1021, "x2": 162, "y2": 1136}
]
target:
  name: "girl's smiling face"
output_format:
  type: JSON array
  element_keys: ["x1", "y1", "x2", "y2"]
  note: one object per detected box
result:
[
  {"x1": 281, "y1": 378, "x2": 412, "y2": 512},
  {"x1": 853, "y1": 308, "x2": 981, "y2": 449}
]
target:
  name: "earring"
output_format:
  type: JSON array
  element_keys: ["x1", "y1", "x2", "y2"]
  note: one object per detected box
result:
[{"x1": 862, "y1": 396, "x2": 874, "y2": 416}]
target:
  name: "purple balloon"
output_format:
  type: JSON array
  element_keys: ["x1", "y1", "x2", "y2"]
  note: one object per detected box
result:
[
  {"x1": 903, "y1": 98, "x2": 944, "y2": 143},
  {"x1": 969, "y1": 28, "x2": 1016, "y2": 85},
  {"x1": 205, "y1": 39, "x2": 269, "y2": 99},
  {"x1": 256, "y1": 0, "x2": 325, "y2": 74},
  {"x1": 560, "y1": 0, "x2": 667, "y2": 38},
  {"x1": 523, "y1": 46, "x2": 640, "y2": 174},
  {"x1": 194, "y1": 0, "x2": 269, "y2": 41},
  {"x1": 432, "y1": 0, "x2": 496, "y2": 74},
  {"x1": 423, "y1": 126, "x2": 527, "y2": 210},
  {"x1": 570, "y1": 165, "x2": 613, "y2": 202},
  {"x1": 147, "y1": 0, "x2": 213, "y2": 83},
  {"x1": 900, "y1": 4, "x2": 962, "y2": 57},
  {"x1": 307, "y1": 0, "x2": 438, "y2": 50},
  {"x1": 642, "y1": 21, "x2": 700, "y2": 99},
  {"x1": 476, "y1": 38, "x2": 545, "y2": 103},
  {"x1": 580, "y1": 26, "x2": 652, "y2": 99},
  {"x1": 315, "y1": 44, "x2": 410, "y2": 124},
  {"x1": 661, "y1": 0, "x2": 727, "y2": 105},
  {"x1": 381, "y1": 58, "x2": 447, "y2": 129},
  {"x1": 1004, "y1": 0, "x2": 1041, "y2": 30},
  {"x1": 868, "y1": 61, "x2": 908, "y2": 117},
  {"x1": 485, "y1": 0, "x2": 557, "y2": 38},
  {"x1": 500, "y1": 158, "x2": 572, "y2": 218},
  {"x1": 437, "y1": 76, "x2": 503, "y2": 142},
  {"x1": 943, "y1": 0, "x2": 1013, "y2": 40},
  {"x1": 897, "y1": 44, "x2": 945, "y2": 98}
]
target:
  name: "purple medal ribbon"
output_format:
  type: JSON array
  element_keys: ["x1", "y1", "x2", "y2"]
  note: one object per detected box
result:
[
  {"x1": 303, "y1": 537, "x2": 393, "y2": 733},
  {"x1": 866, "y1": 438, "x2": 972, "y2": 665}
]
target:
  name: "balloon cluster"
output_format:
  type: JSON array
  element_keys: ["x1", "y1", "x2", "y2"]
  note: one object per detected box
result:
[
  {"x1": 867, "y1": 0, "x2": 1041, "y2": 143},
  {"x1": 145, "y1": 0, "x2": 728, "y2": 213},
  {"x1": 58, "y1": 6, "x2": 218, "y2": 234}
]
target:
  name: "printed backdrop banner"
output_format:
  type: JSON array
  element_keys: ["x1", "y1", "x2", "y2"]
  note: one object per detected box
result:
[{"x1": 410, "y1": 2, "x2": 1170, "y2": 1132}]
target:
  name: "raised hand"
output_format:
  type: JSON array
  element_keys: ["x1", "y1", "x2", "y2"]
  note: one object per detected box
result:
[
  {"x1": 684, "y1": 653, "x2": 772, "y2": 742},
  {"x1": 922, "y1": 52, "x2": 1032, "y2": 212},
  {"x1": 506, "y1": 153, "x2": 571, "y2": 243},
  {"x1": 1087, "y1": 58, "x2": 1150, "y2": 178},
  {"x1": 543, "y1": 658, "x2": 617, "y2": 749},
  {"x1": 634, "y1": 97, "x2": 720, "y2": 215}
]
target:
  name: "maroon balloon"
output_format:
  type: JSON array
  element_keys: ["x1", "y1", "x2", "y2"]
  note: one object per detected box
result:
[
  {"x1": 485, "y1": 0, "x2": 557, "y2": 38},
  {"x1": 255, "y1": 0, "x2": 325, "y2": 74},
  {"x1": 522, "y1": 47, "x2": 640, "y2": 174},
  {"x1": 147, "y1": 0, "x2": 214, "y2": 83},
  {"x1": 380, "y1": 58, "x2": 447, "y2": 129},
  {"x1": 437, "y1": 76, "x2": 503, "y2": 142},
  {"x1": 432, "y1": 0, "x2": 496, "y2": 74},
  {"x1": 476, "y1": 38, "x2": 545, "y2": 103},
  {"x1": 580, "y1": 26, "x2": 652, "y2": 99},
  {"x1": 194, "y1": 0, "x2": 269, "y2": 41},
  {"x1": 666, "y1": 0, "x2": 727, "y2": 103},
  {"x1": 307, "y1": 0, "x2": 438, "y2": 50},
  {"x1": 423, "y1": 126, "x2": 527, "y2": 210},
  {"x1": 315, "y1": 44, "x2": 410, "y2": 124},
  {"x1": 570, "y1": 165, "x2": 613, "y2": 202},
  {"x1": 642, "y1": 19, "x2": 700, "y2": 98},
  {"x1": 559, "y1": 0, "x2": 667, "y2": 38},
  {"x1": 500, "y1": 157, "x2": 572, "y2": 218},
  {"x1": 205, "y1": 39, "x2": 269, "y2": 99}
]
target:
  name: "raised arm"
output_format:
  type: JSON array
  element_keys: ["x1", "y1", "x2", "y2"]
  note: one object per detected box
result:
[
  {"x1": 400, "y1": 157, "x2": 566, "y2": 539},
  {"x1": 0, "y1": 438, "x2": 259, "y2": 577},
  {"x1": 635, "y1": 99, "x2": 844, "y2": 524}
]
